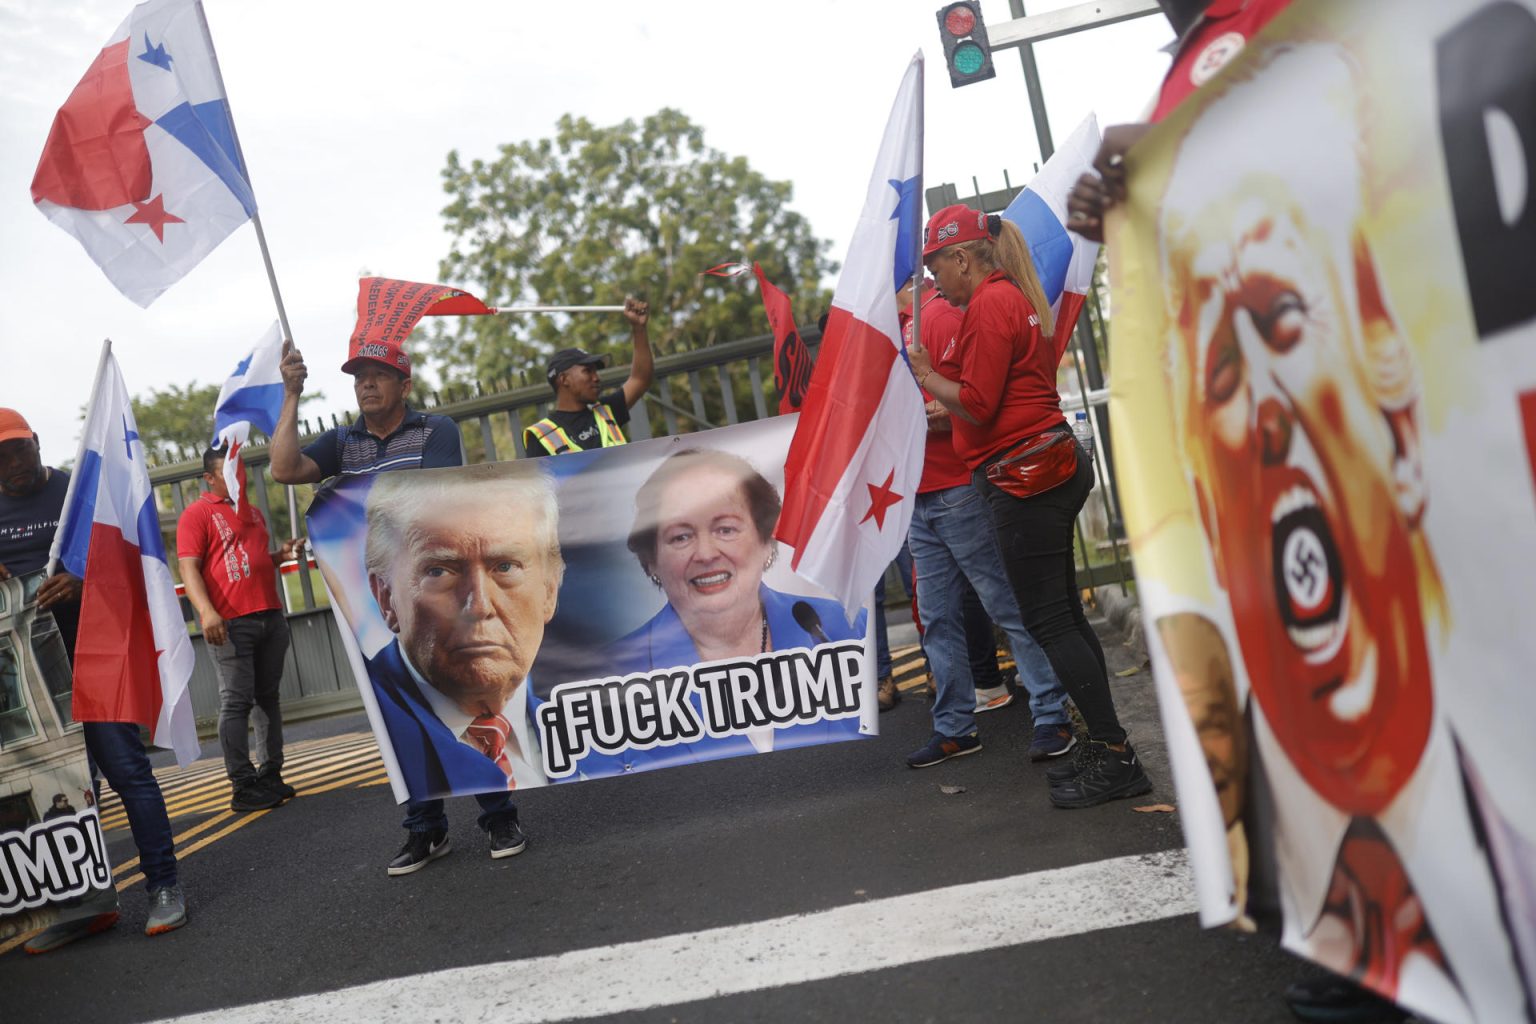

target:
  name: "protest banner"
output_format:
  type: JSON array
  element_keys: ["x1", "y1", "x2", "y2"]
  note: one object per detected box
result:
[
  {"x1": 0, "y1": 573, "x2": 114, "y2": 943},
  {"x1": 306, "y1": 416, "x2": 877, "y2": 802},
  {"x1": 1108, "y1": 2, "x2": 1536, "y2": 1020}
]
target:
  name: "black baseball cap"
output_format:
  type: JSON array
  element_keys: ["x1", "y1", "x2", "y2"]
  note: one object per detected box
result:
[{"x1": 546, "y1": 347, "x2": 606, "y2": 385}]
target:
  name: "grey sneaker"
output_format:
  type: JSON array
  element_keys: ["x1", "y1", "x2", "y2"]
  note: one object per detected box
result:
[{"x1": 145, "y1": 885, "x2": 187, "y2": 936}]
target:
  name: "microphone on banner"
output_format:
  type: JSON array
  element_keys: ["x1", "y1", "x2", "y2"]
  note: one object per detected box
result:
[{"x1": 792, "y1": 601, "x2": 830, "y2": 644}]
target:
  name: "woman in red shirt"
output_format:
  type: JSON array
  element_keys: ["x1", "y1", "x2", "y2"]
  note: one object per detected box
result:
[{"x1": 907, "y1": 204, "x2": 1151, "y2": 809}]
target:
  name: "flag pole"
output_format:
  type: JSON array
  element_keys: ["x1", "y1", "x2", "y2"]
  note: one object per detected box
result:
[
  {"x1": 191, "y1": 2, "x2": 291, "y2": 344},
  {"x1": 491, "y1": 305, "x2": 626, "y2": 314},
  {"x1": 47, "y1": 339, "x2": 114, "y2": 578},
  {"x1": 909, "y1": 51, "x2": 926, "y2": 376},
  {"x1": 191, "y1": 3, "x2": 300, "y2": 535}
]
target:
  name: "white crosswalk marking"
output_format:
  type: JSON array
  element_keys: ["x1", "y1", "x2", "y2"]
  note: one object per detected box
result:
[{"x1": 150, "y1": 849, "x2": 1197, "y2": 1024}]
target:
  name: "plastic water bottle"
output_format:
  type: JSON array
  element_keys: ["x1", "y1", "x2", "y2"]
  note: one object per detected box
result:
[{"x1": 1072, "y1": 411, "x2": 1095, "y2": 462}]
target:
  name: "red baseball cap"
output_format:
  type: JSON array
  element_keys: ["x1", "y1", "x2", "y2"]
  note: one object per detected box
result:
[
  {"x1": 341, "y1": 342, "x2": 412, "y2": 378},
  {"x1": 923, "y1": 203, "x2": 990, "y2": 258},
  {"x1": 0, "y1": 408, "x2": 34, "y2": 444}
]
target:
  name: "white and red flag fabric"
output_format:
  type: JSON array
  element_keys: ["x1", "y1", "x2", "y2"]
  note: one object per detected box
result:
[
  {"x1": 30, "y1": 0, "x2": 255, "y2": 307},
  {"x1": 775, "y1": 53, "x2": 926, "y2": 611},
  {"x1": 1000, "y1": 113, "x2": 1103, "y2": 361},
  {"x1": 752, "y1": 263, "x2": 814, "y2": 415},
  {"x1": 211, "y1": 321, "x2": 285, "y2": 513},
  {"x1": 50, "y1": 344, "x2": 199, "y2": 766}
]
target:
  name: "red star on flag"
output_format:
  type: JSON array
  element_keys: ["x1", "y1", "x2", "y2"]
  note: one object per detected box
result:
[
  {"x1": 124, "y1": 193, "x2": 184, "y2": 242},
  {"x1": 860, "y1": 469, "x2": 903, "y2": 529}
]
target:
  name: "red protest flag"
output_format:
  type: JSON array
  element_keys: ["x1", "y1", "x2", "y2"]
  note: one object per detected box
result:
[
  {"x1": 752, "y1": 263, "x2": 813, "y2": 414},
  {"x1": 349, "y1": 277, "x2": 494, "y2": 355}
]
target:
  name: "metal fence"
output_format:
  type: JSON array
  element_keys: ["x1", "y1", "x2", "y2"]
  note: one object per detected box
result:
[{"x1": 148, "y1": 317, "x2": 1131, "y2": 730}]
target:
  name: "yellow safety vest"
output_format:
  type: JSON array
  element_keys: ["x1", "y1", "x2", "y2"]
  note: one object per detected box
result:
[{"x1": 526, "y1": 403, "x2": 627, "y2": 456}]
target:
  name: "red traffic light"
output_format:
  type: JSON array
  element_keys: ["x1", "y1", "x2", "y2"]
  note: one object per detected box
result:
[{"x1": 944, "y1": 6, "x2": 976, "y2": 35}]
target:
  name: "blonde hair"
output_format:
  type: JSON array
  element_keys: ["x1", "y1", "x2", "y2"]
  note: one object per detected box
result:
[{"x1": 958, "y1": 218, "x2": 1054, "y2": 337}]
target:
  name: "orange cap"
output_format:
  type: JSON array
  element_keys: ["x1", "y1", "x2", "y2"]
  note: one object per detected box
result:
[{"x1": 0, "y1": 408, "x2": 34, "y2": 445}]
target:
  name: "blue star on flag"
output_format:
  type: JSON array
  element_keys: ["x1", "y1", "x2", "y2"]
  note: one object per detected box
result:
[
  {"x1": 122, "y1": 416, "x2": 140, "y2": 460},
  {"x1": 138, "y1": 33, "x2": 173, "y2": 70},
  {"x1": 888, "y1": 176, "x2": 921, "y2": 293},
  {"x1": 232, "y1": 353, "x2": 252, "y2": 377}
]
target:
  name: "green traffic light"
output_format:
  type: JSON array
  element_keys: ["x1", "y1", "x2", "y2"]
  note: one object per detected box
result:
[{"x1": 953, "y1": 41, "x2": 985, "y2": 75}]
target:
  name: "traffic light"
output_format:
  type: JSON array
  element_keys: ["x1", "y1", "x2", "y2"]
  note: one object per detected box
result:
[{"x1": 936, "y1": 1, "x2": 996, "y2": 88}]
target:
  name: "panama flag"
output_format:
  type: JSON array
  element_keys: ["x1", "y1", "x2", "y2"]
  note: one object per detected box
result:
[
  {"x1": 775, "y1": 53, "x2": 926, "y2": 611},
  {"x1": 1000, "y1": 113, "x2": 1103, "y2": 362},
  {"x1": 31, "y1": 0, "x2": 255, "y2": 307},
  {"x1": 51, "y1": 344, "x2": 200, "y2": 766},
  {"x1": 211, "y1": 321, "x2": 284, "y2": 512}
]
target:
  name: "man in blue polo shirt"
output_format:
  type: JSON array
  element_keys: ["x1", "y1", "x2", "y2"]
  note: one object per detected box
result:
[{"x1": 269, "y1": 339, "x2": 526, "y2": 878}]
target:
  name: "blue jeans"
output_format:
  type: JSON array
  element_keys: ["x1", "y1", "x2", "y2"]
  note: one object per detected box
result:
[
  {"x1": 959, "y1": 581, "x2": 1005, "y2": 691},
  {"x1": 908, "y1": 484, "x2": 1070, "y2": 738},
  {"x1": 83, "y1": 722, "x2": 177, "y2": 891},
  {"x1": 403, "y1": 793, "x2": 518, "y2": 834},
  {"x1": 874, "y1": 542, "x2": 916, "y2": 679}
]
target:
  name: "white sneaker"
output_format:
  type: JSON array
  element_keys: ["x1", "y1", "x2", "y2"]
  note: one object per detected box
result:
[{"x1": 975, "y1": 685, "x2": 1014, "y2": 713}]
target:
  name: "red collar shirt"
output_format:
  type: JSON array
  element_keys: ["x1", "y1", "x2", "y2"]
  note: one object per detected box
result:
[
  {"x1": 902, "y1": 289, "x2": 973, "y2": 492},
  {"x1": 175, "y1": 493, "x2": 282, "y2": 620},
  {"x1": 938, "y1": 270, "x2": 1066, "y2": 470}
]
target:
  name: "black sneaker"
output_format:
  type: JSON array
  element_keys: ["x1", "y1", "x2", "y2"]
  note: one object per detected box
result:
[
  {"x1": 388, "y1": 828, "x2": 451, "y2": 876},
  {"x1": 487, "y1": 818, "x2": 528, "y2": 859},
  {"x1": 256, "y1": 764, "x2": 296, "y2": 800},
  {"x1": 1049, "y1": 741, "x2": 1153, "y2": 809},
  {"x1": 1283, "y1": 975, "x2": 1409, "y2": 1023},
  {"x1": 1045, "y1": 738, "x2": 1103, "y2": 783},
  {"x1": 230, "y1": 780, "x2": 282, "y2": 812}
]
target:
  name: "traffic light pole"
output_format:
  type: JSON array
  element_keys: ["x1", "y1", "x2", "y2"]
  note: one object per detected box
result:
[
  {"x1": 1006, "y1": 1, "x2": 1055, "y2": 162},
  {"x1": 982, "y1": 0, "x2": 1161, "y2": 534},
  {"x1": 988, "y1": 0, "x2": 1161, "y2": 49}
]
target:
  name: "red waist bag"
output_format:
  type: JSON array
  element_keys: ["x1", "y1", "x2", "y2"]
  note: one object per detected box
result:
[{"x1": 983, "y1": 428, "x2": 1078, "y2": 499}]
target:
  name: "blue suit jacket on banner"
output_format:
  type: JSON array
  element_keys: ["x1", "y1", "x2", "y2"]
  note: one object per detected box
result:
[
  {"x1": 367, "y1": 640, "x2": 514, "y2": 800},
  {"x1": 568, "y1": 585, "x2": 870, "y2": 779}
]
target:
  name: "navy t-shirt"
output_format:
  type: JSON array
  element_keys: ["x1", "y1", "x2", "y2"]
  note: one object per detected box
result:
[
  {"x1": 0, "y1": 468, "x2": 69, "y2": 576},
  {"x1": 0, "y1": 467, "x2": 81, "y2": 653}
]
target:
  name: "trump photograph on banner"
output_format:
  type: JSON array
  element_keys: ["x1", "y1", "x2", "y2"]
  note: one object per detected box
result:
[
  {"x1": 1108, "y1": 2, "x2": 1536, "y2": 1021},
  {"x1": 307, "y1": 418, "x2": 876, "y2": 804}
]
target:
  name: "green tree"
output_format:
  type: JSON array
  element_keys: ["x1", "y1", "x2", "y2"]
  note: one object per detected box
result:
[
  {"x1": 126, "y1": 382, "x2": 323, "y2": 466},
  {"x1": 431, "y1": 108, "x2": 837, "y2": 386},
  {"x1": 129, "y1": 382, "x2": 221, "y2": 464}
]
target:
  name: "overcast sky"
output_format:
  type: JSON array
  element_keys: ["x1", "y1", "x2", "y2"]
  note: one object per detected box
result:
[{"x1": 0, "y1": 0, "x2": 1173, "y2": 460}]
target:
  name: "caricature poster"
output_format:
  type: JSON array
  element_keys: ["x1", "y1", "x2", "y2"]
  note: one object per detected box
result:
[{"x1": 1109, "y1": 1, "x2": 1536, "y2": 1020}]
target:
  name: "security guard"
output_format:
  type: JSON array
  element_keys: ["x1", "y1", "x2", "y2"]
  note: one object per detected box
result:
[{"x1": 524, "y1": 296, "x2": 653, "y2": 457}]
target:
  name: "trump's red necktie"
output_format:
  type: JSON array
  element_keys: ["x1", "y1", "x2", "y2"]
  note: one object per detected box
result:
[{"x1": 466, "y1": 712, "x2": 516, "y2": 790}]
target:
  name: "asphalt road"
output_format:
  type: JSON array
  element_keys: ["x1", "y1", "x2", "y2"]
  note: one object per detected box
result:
[{"x1": 2, "y1": 611, "x2": 1321, "y2": 1023}]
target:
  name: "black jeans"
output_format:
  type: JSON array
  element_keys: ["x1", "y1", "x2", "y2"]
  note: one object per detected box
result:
[
  {"x1": 974, "y1": 443, "x2": 1126, "y2": 745},
  {"x1": 209, "y1": 609, "x2": 290, "y2": 785}
]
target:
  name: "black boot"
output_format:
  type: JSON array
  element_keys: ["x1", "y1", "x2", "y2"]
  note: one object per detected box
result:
[
  {"x1": 1049, "y1": 741, "x2": 1152, "y2": 809},
  {"x1": 256, "y1": 763, "x2": 296, "y2": 800}
]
